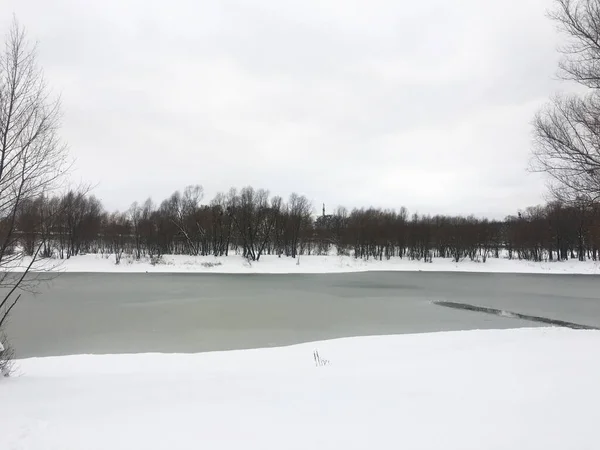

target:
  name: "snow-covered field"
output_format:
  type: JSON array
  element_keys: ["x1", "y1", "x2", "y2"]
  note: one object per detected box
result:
[
  {"x1": 1, "y1": 328, "x2": 598, "y2": 449},
  {"x1": 23, "y1": 253, "x2": 600, "y2": 274}
]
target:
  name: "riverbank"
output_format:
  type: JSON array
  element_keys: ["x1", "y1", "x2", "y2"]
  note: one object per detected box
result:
[
  {"x1": 22, "y1": 253, "x2": 600, "y2": 274},
  {"x1": 1, "y1": 328, "x2": 598, "y2": 449}
]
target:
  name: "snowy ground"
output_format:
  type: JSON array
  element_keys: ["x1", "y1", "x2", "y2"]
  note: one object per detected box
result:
[
  {"x1": 22, "y1": 253, "x2": 600, "y2": 274},
  {"x1": 1, "y1": 328, "x2": 598, "y2": 450}
]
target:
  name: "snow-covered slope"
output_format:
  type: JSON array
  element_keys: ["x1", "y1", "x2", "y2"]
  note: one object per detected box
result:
[
  {"x1": 22, "y1": 253, "x2": 600, "y2": 274},
  {"x1": 1, "y1": 328, "x2": 598, "y2": 449}
]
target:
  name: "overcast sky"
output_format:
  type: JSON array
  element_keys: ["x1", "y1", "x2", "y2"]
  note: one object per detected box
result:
[{"x1": 2, "y1": 0, "x2": 567, "y2": 218}]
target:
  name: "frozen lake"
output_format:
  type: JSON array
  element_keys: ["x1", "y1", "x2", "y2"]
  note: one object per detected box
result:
[{"x1": 5, "y1": 272, "x2": 600, "y2": 357}]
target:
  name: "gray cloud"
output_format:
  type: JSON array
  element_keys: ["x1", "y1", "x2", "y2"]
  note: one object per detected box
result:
[{"x1": 2, "y1": 0, "x2": 562, "y2": 218}]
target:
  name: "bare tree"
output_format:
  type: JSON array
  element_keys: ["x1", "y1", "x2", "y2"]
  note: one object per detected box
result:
[
  {"x1": 129, "y1": 201, "x2": 143, "y2": 260},
  {"x1": 163, "y1": 185, "x2": 205, "y2": 256},
  {"x1": 228, "y1": 187, "x2": 277, "y2": 261},
  {"x1": 209, "y1": 193, "x2": 232, "y2": 257},
  {"x1": 0, "y1": 19, "x2": 68, "y2": 355},
  {"x1": 551, "y1": 0, "x2": 600, "y2": 88},
  {"x1": 532, "y1": 0, "x2": 600, "y2": 202},
  {"x1": 287, "y1": 193, "x2": 312, "y2": 258},
  {"x1": 532, "y1": 94, "x2": 600, "y2": 201},
  {"x1": 104, "y1": 211, "x2": 130, "y2": 265}
]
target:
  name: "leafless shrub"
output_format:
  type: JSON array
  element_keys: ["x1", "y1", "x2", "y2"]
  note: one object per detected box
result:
[
  {"x1": 0, "y1": 332, "x2": 15, "y2": 377},
  {"x1": 313, "y1": 350, "x2": 330, "y2": 367},
  {"x1": 150, "y1": 255, "x2": 164, "y2": 266},
  {"x1": 201, "y1": 261, "x2": 222, "y2": 268}
]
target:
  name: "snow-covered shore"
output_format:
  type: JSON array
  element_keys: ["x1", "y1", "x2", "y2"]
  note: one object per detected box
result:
[
  {"x1": 22, "y1": 253, "x2": 600, "y2": 274},
  {"x1": 1, "y1": 328, "x2": 598, "y2": 449}
]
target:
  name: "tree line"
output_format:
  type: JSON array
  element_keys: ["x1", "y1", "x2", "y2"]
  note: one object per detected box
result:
[{"x1": 11, "y1": 186, "x2": 600, "y2": 264}]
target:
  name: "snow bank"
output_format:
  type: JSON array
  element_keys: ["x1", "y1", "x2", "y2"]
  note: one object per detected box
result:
[
  {"x1": 1, "y1": 328, "x2": 599, "y2": 449},
  {"x1": 22, "y1": 253, "x2": 600, "y2": 274}
]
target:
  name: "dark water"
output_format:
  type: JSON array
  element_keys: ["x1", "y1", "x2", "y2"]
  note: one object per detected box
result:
[{"x1": 4, "y1": 272, "x2": 600, "y2": 357}]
